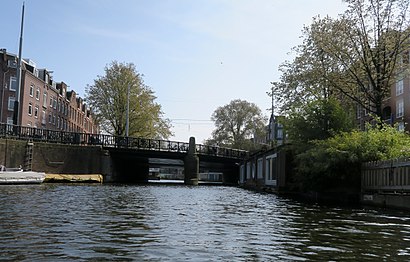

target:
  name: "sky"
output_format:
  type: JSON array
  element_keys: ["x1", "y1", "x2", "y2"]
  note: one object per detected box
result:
[{"x1": 3, "y1": 0, "x2": 347, "y2": 143}]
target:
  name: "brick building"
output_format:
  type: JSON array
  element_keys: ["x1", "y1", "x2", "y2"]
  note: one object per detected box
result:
[
  {"x1": 0, "y1": 49, "x2": 98, "y2": 134},
  {"x1": 356, "y1": 73, "x2": 409, "y2": 132}
]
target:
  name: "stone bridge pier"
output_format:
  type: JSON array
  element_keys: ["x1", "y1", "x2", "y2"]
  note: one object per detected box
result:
[{"x1": 184, "y1": 137, "x2": 199, "y2": 185}]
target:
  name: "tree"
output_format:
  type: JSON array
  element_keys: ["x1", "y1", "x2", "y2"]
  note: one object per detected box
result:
[
  {"x1": 270, "y1": 0, "x2": 410, "y2": 119},
  {"x1": 206, "y1": 99, "x2": 267, "y2": 150},
  {"x1": 284, "y1": 98, "x2": 355, "y2": 147},
  {"x1": 85, "y1": 61, "x2": 172, "y2": 139}
]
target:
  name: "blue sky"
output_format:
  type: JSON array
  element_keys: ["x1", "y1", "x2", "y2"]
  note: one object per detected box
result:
[{"x1": 3, "y1": 0, "x2": 347, "y2": 143}]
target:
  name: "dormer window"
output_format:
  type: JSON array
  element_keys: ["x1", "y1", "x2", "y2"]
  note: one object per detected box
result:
[{"x1": 7, "y1": 60, "x2": 17, "y2": 68}]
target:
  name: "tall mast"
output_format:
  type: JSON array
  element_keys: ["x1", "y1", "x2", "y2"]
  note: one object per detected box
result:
[{"x1": 14, "y1": 1, "x2": 25, "y2": 125}]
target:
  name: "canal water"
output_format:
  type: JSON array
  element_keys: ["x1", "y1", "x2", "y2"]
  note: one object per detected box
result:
[{"x1": 0, "y1": 183, "x2": 410, "y2": 261}]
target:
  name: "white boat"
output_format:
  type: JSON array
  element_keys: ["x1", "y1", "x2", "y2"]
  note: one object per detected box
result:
[{"x1": 0, "y1": 165, "x2": 46, "y2": 184}]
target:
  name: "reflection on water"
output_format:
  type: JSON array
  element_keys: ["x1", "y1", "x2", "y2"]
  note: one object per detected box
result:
[{"x1": 0, "y1": 184, "x2": 410, "y2": 261}]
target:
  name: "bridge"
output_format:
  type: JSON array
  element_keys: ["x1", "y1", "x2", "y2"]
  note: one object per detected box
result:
[{"x1": 0, "y1": 123, "x2": 249, "y2": 185}]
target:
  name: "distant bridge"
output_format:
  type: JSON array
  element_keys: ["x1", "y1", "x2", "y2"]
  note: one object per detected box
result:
[
  {"x1": 0, "y1": 123, "x2": 248, "y2": 159},
  {"x1": 0, "y1": 123, "x2": 249, "y2": 184}
]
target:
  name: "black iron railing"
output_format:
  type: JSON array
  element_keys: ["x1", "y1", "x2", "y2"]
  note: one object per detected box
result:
[
  {"x1": 0, "y1": 123, "x2": 248, "y2": 159},
  {"x1": 195, "y1": 144, "x2": 248, "y2": 159}
]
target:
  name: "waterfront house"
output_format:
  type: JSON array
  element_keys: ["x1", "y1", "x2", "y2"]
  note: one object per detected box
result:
[{"x1": 239, "y1": 145, "x2": 289, "y2": 192}]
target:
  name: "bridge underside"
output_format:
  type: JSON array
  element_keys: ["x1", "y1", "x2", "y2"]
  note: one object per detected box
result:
[
  {"x1": 200, "y1": 161, "x2": 240, "y2": 185},
  {"x1": 110, "y1": 154, "x2": 149, "y2": 183},
  {"x1": 107, "y1": 147, "x2": 241, "y2": 185}
]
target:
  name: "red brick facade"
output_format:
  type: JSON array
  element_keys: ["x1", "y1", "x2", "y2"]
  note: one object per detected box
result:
[{"x1": 0, "y1": 49, "x2": 98, "y2": 134}]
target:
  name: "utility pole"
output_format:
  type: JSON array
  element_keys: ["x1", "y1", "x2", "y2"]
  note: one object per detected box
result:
[
  {"x1": 13, "y1": 1, "x2": 25, "y2": 125},
  {"x1": 271, "y1": 86, "x2": 275, "y2": 117}
]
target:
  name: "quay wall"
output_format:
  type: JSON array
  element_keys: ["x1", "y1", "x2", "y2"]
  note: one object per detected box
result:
[
  {"x1": 0, "y1": 138, "x2": 111, "y2": 181},
  {"x1": 0, "y1": 139, "x2": 26, "y2": 168},
  {"x1": 361, "y1": 159, "x2": 410, "y2": 210}
]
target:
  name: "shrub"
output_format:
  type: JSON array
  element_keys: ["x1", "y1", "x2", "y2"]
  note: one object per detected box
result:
[{"x1": 293, "y1": 121, "x2": 410, "y2": 192}]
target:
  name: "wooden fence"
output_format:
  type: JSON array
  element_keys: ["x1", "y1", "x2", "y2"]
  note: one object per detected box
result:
[{"x1": 362, "y1": 159, "x2": 410, "y2": 193}]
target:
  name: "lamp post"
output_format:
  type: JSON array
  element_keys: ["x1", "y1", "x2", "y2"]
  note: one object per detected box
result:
[
  {"x1": 1, "y1": 49, "x2": 9, "y2": 123},
  {"x1": 125, "y1": 83, "x2": 130, "y2": 137},
  {"x1": 13, "y1": 2, "x2": 25, "y2": 125}
]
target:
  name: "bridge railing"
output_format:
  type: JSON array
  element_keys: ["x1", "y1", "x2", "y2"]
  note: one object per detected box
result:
[
  {"x1": 0, "y1": 123, "x2": 247, "y2": 159},
  {"x1": 195, "y1": 144, "x2": 248, "y2": 159}
]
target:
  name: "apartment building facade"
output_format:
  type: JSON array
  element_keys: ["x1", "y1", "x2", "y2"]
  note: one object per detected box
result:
[
  {"x1": 0, "y1": 49, "x2": 98, "y2": 134},
  {"x1": 356, "y1": 73, "x2": 410, "y2": 132},
  {"x1": 386, "y1": 75, "x2": 409, "y2": 131}
]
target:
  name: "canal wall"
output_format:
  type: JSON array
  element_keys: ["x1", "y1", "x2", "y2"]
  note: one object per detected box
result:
[
  {"x1": 0, "y1": 138, "x2": 112, "y2": 182},
  {"x1": 361, "y1": 159, "x2": 410, "y2": 210}
]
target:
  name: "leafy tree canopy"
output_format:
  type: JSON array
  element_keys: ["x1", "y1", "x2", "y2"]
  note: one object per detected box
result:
[
  {"x1": 85, "y1": 61, "x2": 172, "y2": 139},
  {"x1": 284, "y1": 98, "x2": 356, "y2": 149},
  {"x1": 270, "y1": 0, "x2": 410, "y2": 119},
  {"x1": 205, "y1": 99, "x2": 267, "y2": 151}
]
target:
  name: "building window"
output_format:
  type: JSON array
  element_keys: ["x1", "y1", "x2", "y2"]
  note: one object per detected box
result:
[
  {"x1": 30, "y1": 84, "x2": 34, "y2": 97},
  {"x1": 7, "y1": 60, "x2": 17, "y2": 68},
  {"x1": 35, "y1": 87, "x2": 40, "y2": 100},
  {"x1": 10, "y1": 77, "x2": 17, "y2": 91},
  {"x1": 251, "y1": 163, "x2": 255, "y2": 179},
  {"x1": 266, "y1": 159, "x2": 271, "y2": 181},
  {"x1": 398, "y1": 122, "x2": 405, "y2": 132},
  {"x1": 396, "y1": 99, "x2": 404, "y2": 118},
  {"x1": 28, "y1": 103, "x2": 32, "y2": 116},
  {"x1": 246, "y1": 162, "x2": 251, "y2": 180},
  {"x1": 48, "y1": 113, "x2": 52, "y2": 123},
  {"x1": 396, "y1": 79, "x2": 404, "y2": 96},
  {"x1": 277, "y1": 129, "x2": 283, "y2": 140},
  {"x1": 50, "y1": 97, "x2": 53, "y2": 107},
  {"x1": 257, "y1": 158, "x2": 263, "y2": 179},
  {"x1": 8, "y1": 97, "x2": 15, "y2": 111},
  {"x1": 265, "y1": 154, "x2": 278, "y2": 186},
  {"x1": 240, "y1": 165, "x2": 245, "y2": 183},
  {"x1": 42, "y1": 110, "x2": 46, "y2": 125},
  {"x1": 34, "y1": 105, "x2": 39, "y2": 118},
  {"x1": 7, "y1": 117, "x2": 13, "y2": 125},
  {"x1": 43, "y1": 91, "x2": 47, "y2": 108}
]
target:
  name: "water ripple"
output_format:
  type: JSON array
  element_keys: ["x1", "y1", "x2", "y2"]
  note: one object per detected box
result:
[{"x1": 0, "y1": 184, "x2": 410, "y2": 261}]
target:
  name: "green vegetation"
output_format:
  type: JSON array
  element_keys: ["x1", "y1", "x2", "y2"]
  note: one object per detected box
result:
[
  {"x1": 268, "y1": 0, "x2": 410, "y2": 192},
  {"x1": 284, "y1": 98, "x2": 355, "y2": 146},
  {"x1": 206, "y1": 99, "x2": 267, "y2": 151},
  {"x1": 293, "y1": 120, "x2": 410, "y2": 192},
  {"x1": 271, "y1": 0, "x2": 410, "y2": 119},
  {"x1": 85, "y1": 61, "x2": 172, "y2": 139}
]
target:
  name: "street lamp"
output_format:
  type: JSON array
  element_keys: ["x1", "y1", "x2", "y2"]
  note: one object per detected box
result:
[
  {"x1": 126, "y1": 83, "x2": 130, "y2": 137},
  {"x1": 13, "y1": 2, "x2": 25, "y2": 125}
]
